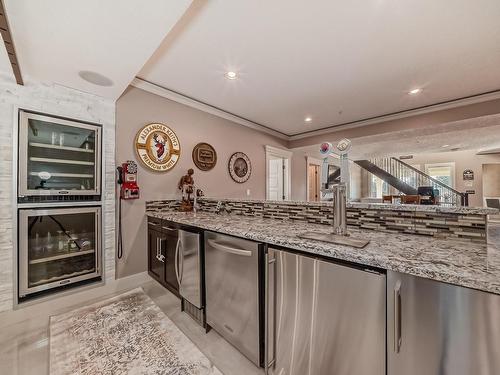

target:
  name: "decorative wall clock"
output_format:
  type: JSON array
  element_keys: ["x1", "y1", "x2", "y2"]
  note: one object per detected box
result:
[
  {"x1": 135, "y1": 123, "x2": 180, "y2": 172},
  {"x1": 192, "y1": 142, "x2": 217, "y2": 171},
  {"x1": 228, "y1": 152, "x2": 251, "y2": 183}
]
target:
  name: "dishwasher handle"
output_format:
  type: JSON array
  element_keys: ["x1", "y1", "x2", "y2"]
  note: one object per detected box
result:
[
  {"x1": 394, "y1": 280, "x2": 402, "y2": 353},
  {"x1": 175, "y1": 238, "x2": 181, "y2": 285},
  {"x1": 207, "y1": 238, "x2": 253, "y2": 257},
  {"x1": 265, "y1": 252, "x2": 277, "y2": 374}
]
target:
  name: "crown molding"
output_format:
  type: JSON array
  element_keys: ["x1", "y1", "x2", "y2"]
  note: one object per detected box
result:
[
  {"x1": 131, "y1": 78, "x2": 289, "y2": 140},
  {"x1": 131, "y1": 77, "x2": 500, "y2": 143},
  {"x1": 288, "y1": 90, "x2": 500, "y2": 140}
]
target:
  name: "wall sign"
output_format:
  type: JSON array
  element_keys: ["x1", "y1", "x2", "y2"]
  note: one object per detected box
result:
[
  {"x1": 463, "y1": 169, "x2": 474, "y2": 181},
  {"x1": 192, "y1": 142, "x2": 217, "y2": 171},
  {"x1": 135, "y1": 123, "x2": 180, "y2": 172},
  {"x1": 228, "y1": 152, "x2": 251, "y2": 183}
]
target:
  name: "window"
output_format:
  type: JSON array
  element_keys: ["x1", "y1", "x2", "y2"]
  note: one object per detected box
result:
[
  {"x1": 370, "y1": 174, "x2": 390, "y2": 198},
  {"x1": 425, "y1": 163, "x2": 455, "y2": 188}
]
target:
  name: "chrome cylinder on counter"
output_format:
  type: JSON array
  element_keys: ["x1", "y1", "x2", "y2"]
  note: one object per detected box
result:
[{"x1": 332, "y1": 183, "x2": 348, "y2": 236}]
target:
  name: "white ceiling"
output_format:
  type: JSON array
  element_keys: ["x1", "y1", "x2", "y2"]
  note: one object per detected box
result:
[
  {"x1": 3, "y1": 0, "x2": 193, "y2": 99},
  {"x1": 139, "y1": 0, "x2": 500, "y2": 136}
]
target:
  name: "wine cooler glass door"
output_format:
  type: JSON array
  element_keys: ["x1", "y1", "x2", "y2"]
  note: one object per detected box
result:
[
  {"x1": 18, "y1": 207, "x2": 101, "y2": 297},
  {"x1": 18, "y1": 111, "x2": 101, "y2": 197}
]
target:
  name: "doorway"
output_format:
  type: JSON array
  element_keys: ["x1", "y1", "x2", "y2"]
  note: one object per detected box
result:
[
  {"x1": 308, "y1": 164, "x2": 320, "y2": 201},
  {"x1": 265, "y1": 146, "x2": 291, "y2": 201},
  {"x1": 306, "y1": 156, "x2": 323, "y2": 202}
]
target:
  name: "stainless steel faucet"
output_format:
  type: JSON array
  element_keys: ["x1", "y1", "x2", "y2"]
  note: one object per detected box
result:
[{"x1": 332, "y1": 183, "x2": 348, "y2": 236}]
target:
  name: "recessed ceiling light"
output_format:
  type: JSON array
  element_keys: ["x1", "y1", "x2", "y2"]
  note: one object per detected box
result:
[
  {"x1": 225, "y1": 71, "x2": 237, "y2": 80},
  {"x1": 408, "y1": 88, "x2": 422, "y2": 95},
  {"x1": 304, "y1": 117, "x2": 312, "y2": 123},
  {"x1": 442, "y1": 144, "x2": 450, "y2": 148},
  {"x1": 78, "y1": 70, "x2": 113, "y2": 87}
]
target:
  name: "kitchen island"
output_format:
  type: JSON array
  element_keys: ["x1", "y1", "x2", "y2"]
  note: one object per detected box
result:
[
  {"x1": 147, "y1": 209, "x2": 500, "y2": 295},
  {"x1": 146, "y1": 199, "x2": 500, "y2": 375}
]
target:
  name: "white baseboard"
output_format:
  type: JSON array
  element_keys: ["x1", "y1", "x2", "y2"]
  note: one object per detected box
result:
[{"x1": 0, "y1": 272, "x2": 153, "y2": 332}]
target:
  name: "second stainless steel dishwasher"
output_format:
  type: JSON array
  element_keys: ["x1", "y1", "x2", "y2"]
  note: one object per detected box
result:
[{"x1": 205, "y1": 231, "x2": 262, "y2": 367}]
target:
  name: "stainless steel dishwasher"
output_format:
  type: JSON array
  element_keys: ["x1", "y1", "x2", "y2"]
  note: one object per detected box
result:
[
  {"x1": 387, "y1": 271, "x2": 500, "y2": 375},
  {"x1": 205, "y1": 231, "x2": 262, "y2": 367},
  {"x1": 265, "y1": 248, "x2": 386, "y2": 375}
]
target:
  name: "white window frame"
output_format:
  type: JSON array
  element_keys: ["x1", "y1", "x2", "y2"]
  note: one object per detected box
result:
[
  {"x1": 265, "y1": 145, "x2": 292, "y2": 200},
  {"x1": 425, "y1": 162, "x2": 456, "y2": 188}
]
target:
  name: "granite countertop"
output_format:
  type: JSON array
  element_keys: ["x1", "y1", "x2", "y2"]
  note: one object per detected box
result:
[
  {"x1": 147, "y1": 210, "x2": 500, "y2": 296},
  {"x1": 197, "y1": 197, "x2": 499, "y2": 215}
]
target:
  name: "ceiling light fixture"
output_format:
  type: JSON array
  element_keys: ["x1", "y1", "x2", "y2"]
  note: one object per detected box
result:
[
  {"x1": 225, "y1": 71, "x2": 237, "y2": 80},
  {"x1": 408, "y1": 88, "x2": 422, "y2": 95},
  {"x1": 304, "y1": 117, "x2": 312, "y2": 123}
]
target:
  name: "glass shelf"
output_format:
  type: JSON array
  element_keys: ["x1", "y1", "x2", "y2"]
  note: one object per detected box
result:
[{"x1": 29, "y1": 249, "x2": 96, "y2": 265}]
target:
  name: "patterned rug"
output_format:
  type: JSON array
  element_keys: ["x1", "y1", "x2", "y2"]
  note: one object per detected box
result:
[{"x1": 49, "y1": 288, "x2": 222, "y2": 375}]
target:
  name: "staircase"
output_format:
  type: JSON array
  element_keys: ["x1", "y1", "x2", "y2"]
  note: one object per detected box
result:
[
  {"x1": 327, "y1": 168, "x2": 341, "y2": 185},
  {"x1": 354, "y1": 157, "x2": 468, "y2": 206}
]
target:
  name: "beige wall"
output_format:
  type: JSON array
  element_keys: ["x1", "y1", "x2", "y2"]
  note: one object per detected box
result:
[
  {"x1": 115, "y1": 86, "x2": 286, "y2": 278},
  {"x1": 291, "y1": 150, "x2": 308, "y2": 201},
  {"x1": 482, "y1": 164, "x2": 500, "y2": 198}
]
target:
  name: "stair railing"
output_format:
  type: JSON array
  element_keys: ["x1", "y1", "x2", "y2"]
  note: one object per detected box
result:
[{"x1": 369, "y1": 157, "x2": 467, "y2": 206}]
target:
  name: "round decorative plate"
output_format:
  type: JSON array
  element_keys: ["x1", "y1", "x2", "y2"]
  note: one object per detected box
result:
[
  {"x1": 135, "y1": 123, "x2": 180, "y2": 172},
  {"x1": 192, "y1": 142, "x2": 217, "y2": 171},
  {"x1": 228, "y1": 152, "x2": 251, "y2": 183}
]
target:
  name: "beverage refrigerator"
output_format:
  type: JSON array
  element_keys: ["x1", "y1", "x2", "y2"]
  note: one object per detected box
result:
[{"x1": 16, "y1": 110, "x2": 103, "y2": 301}]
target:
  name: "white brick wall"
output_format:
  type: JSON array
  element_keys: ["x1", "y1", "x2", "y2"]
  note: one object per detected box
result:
[{"x1": 0, "y1": 73, "x2": 116, "y2": 312}]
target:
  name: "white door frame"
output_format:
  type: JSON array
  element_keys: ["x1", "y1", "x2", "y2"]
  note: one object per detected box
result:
[
  {"x1": 265, "y1": 145, "x2": 292, "y2": 200},
  {"x1": 306, "y1": 156, "x2": 323, "y2": 201}
]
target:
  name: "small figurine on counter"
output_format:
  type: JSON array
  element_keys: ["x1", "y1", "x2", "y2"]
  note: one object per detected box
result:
[{"x1": 178, "y1": 168, "x2": 204, "y2": 212}]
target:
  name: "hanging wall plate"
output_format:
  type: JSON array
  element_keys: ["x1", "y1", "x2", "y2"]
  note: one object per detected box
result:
[
  {"x1": 135, "y1": 123, "x2": 180, "y2": 172},
  {"x1": 228, "y1": 152, "x2": 251, "y2": 183},
  {"x1": 192, "y1": 142, "x2": 217, "y2": 171}
]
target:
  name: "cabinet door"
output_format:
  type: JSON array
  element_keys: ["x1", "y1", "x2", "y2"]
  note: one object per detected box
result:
[
  {"x1": 387, "y1": 271, "x2": 500, "y2": 375},
  {"x1": 266, "y1": 249, "x2": 385, "y2": 375},
  {"x1": 148, "y1": 229, "x2": 165, "y2": 284},
  {"x1": 163, "y1": 228, "x2": 180, "y2": 296},
  {"x1": 310, "y1": 259, "x2": 385, "y2": 375}
]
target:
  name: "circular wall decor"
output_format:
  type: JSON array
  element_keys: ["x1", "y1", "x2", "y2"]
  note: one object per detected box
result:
[
  {"x1": 135, "y1": 123, "x2": 180, "y2": 172},
  {"x1": 228, "y1": 152, "x2": 251, "y2": 183},
  {"x1": 192, "y1": 142, "x2": 217, "y2": 171}
]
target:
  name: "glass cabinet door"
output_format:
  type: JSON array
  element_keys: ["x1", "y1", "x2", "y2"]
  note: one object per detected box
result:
[
  {"x1": 18, "y1": 111, "x2": 101, "y2": 197},
  {"x1": 18, "y1": 207, "x2": 101, "y2": 297}
]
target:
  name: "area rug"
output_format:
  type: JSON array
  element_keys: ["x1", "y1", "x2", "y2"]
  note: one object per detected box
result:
[{"x1": 49, "y1": 288, "x2": 222, "y2": 375}]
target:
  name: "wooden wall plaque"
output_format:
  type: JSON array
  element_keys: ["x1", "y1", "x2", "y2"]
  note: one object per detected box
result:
[{"x1": 192, "y1": 142, "x2": 217, "y2": 171}]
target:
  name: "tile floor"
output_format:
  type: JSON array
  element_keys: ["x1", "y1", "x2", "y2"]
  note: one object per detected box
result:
[{"x1": 0, "y1": 280, "x2": 263, "y2": 375}]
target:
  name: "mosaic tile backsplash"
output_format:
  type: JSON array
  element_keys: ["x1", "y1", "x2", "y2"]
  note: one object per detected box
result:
[{"x1": 146, "y1": 198, "x2": 489, "y2": 242}]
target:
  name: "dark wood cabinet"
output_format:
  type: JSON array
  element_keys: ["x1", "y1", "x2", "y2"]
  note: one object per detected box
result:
[
  {"x1": 148, "y1": 228, "x2": 165, "y2": 284},
  {"x1": 147, "y1": 218, "x2": 180, "y2": 297},
  {"x1": 163, "y1": 227, "x2": 179, "y2": 293}
]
